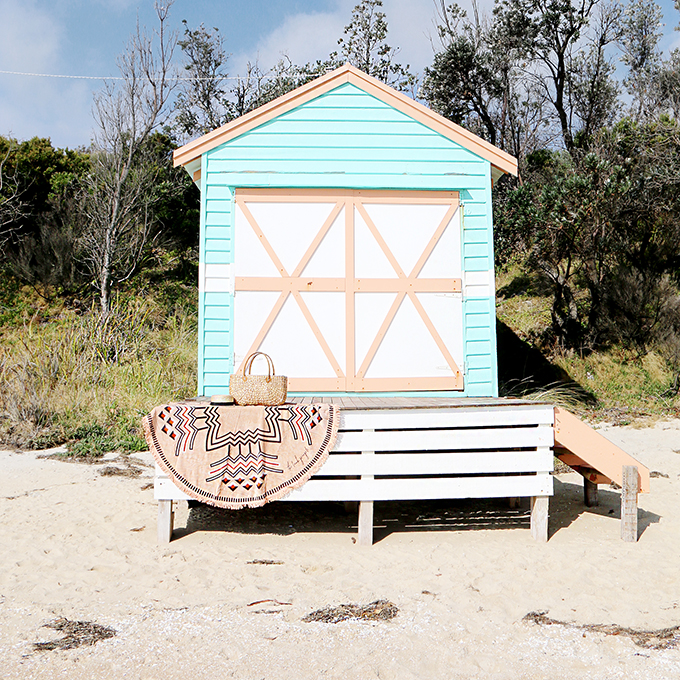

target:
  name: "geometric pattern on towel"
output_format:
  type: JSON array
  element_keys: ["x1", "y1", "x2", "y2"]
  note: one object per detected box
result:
[{"x1": 143, "y1": 403, "x2": 338, "y2": 509}]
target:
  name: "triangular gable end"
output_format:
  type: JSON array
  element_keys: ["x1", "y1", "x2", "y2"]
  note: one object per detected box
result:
[
  {"x1": 227, "y1": 82, "x2": 486, "y2": 163},
  {"x1": 174, "y1": 63, "x2": 518, "y2": 180}
]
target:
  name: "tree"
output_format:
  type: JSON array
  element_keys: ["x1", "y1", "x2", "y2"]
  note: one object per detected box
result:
[
  {"x1": 0, "y1": 139, "x2": 23, "y2": 249},
  {"x1": 495, "y1": 117, "x2": 680, "y2": 349},
  {"x1": 80, "y1": 1, "x2": 177, "y2": 318},
  {"x1": 422, "y1": 1, "x2": 550, "y2": 159},
  {"x1": 174, "y1": 21, "x2": 232, "y2": 141},
  {"x1": 655, "y1": 49, "x2": 680, "y2": 120},
  {"x1": 494, "y1": 151, "x2": 601, "y2": 346},
  {"x1": 423, "y1": 4, "x2": 503, "y2": 146},
  {"x1": 423, "y1": 0, "x2": 620, "y2": 161},
  {"x1": 620, "y1": 0, "x2": 663, "y2": 121},
  {"x1": 174, "y1": 19, "x2": 341, "y2": 136},
  {"x1": 568, "y1": 6, "x2": 621, "y2": 145},
  {"x1": 0, "y1": 136, "x2": 88, "y2": 251},
  {"x1": 147, "y1": 132, "x2": 200, "y2": 255},
  {"x1": 494, "y1": 0, "x2": 619, "y2": 153},
  {"x1": 337, "y1": 0, "x2": 414, "y2": 90},
  {"x1": 229, "y1": 56, "x2": 342, "y2": 118},
  {"x1": 174, "y1": 0, "x2": 414, "y2": 142},
  {"x1": 10, "y1": 177, "x2": 88, "y2": 295}
]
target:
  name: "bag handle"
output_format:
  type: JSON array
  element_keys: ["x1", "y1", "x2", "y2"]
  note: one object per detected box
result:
[{"x1": 242, "y1": 352, "x2": 275, "y2": 382}]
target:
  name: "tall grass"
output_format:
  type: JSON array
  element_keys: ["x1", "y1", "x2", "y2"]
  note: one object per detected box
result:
[
  {"x1": 0, "y1": 294, "x2": 197, "y2": 454},
  {"x1": 496, "y1": 267, "x2": 680, "y2": 421}
]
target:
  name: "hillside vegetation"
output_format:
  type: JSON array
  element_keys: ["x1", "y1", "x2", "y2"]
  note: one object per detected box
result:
[
  {"x1": 1, "y1": 262, "x2": 678, "y2": 458},
  {"x1": 496, "y1": 267, "x2": 680, "y2": 424},
  {"x1": 2, "y1": 0, "x2": 680, "y2": 453},
  {"x1": 0, "y1": 263, "x2": 198, "y2": 455}
]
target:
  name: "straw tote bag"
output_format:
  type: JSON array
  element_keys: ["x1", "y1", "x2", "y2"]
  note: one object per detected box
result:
[{"x1": 229, "y1": 352, "x2": 288, "y2": 406}]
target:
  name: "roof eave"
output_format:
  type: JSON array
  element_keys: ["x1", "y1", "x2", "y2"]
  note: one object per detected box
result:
[{"x1": 173, "y1": 63, "x2": 518, "y2": 178}]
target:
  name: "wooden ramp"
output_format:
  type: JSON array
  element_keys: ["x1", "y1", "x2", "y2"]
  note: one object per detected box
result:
[{"x1": 553, "y1": 407, "x2": 650, "y2": 493}]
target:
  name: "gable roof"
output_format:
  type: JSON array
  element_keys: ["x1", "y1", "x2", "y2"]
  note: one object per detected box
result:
[{"x1": 173, "y1": 63, "x2": 518, "y2": 179}]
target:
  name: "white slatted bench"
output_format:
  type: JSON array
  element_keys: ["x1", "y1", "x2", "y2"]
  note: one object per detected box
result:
[{"x1": 155, "y1": 398, "x2": 555, "y2": 544}]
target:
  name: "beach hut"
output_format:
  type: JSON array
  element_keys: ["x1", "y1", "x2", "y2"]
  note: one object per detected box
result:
[
  {"x1": 173, "y1": 63, "x2": 517, "y2": 399},
  {"x1": 159, "y1": 64, "x2": 649, "y2": 546}
]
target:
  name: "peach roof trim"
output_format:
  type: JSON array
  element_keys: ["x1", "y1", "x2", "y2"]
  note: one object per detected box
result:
[{"x1": 173, "y1": 63, "x2": 518, "y2": 177}]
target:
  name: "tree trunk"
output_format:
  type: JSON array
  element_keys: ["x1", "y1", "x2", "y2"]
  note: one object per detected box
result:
[
  {"x1": 100, "y1": 268, "x2": 111, "y2": 319},
  {"x1": 551, "y1": 277, "x2": 581, "y2": 347},
  {"x1": 99, "y1": 225, "x2": 113, "y2": 320}
]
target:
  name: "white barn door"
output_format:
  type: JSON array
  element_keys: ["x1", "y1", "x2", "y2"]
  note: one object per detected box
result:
[{"x1": 233, "y1": 189, "x2": 464, "y2": 392}]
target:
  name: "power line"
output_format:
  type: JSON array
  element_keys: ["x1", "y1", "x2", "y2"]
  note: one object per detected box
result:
[
  {"x1": 0, "y1": 69, "x2": 243, "y2": 81},
  {"x1": 0, "y1": 70, "x2": 123, "y2": 80}
]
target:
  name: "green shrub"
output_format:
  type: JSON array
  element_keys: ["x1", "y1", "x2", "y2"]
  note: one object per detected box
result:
[{"x1": 0, "y1": 291, "x2": 197, "y2": 451}]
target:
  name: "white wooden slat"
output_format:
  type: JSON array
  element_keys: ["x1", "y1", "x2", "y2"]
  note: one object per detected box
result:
[
  {"x1": 333, "y1": 425, "x2": 554, "y2": 452},
  {"x1": 464, "y1": 270, "x2": 493, "y2": 287},
  {"x1": 204, "y1": 263, "x2": 234, "y2": 293},
  {"x1": 338, "y1": 405, "x2": 554, "y2": 431},
  {"x1": 155, "y1": 473, "x2": 555, "y2": 503},
  {"x1": 205, "y1": 278, "x2": 234, "y2": 293},
  {"x1": 316, "y1": 449, "x2": 554, "y2": 476},
  {"x1": 205, "y1": 264, "x2": 232, "y2": 278},
  {"x1": 464, "y1": 270, "x2": 494, "y2": 299},
  {"x1": 284, "y1": 473, "x2": 553, "y2": 502},
  {"x1": 155, "y1": 477, "x2": 192, "y2": 500}
]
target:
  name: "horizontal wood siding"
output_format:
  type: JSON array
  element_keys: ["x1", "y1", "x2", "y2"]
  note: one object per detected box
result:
[
  {"x1": 200, "y1": 151, "x2": 234, "y2": 395},
  {"x1": 199, "y1": 82, "x2": 497, "y2": 397}
]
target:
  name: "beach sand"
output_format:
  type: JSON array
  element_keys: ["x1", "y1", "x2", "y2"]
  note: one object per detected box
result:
[{"x1": 1, "y1": 419, "x2": 679, "y2": 679}]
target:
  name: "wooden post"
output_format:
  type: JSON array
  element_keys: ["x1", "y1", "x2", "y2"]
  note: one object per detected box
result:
[
  {"x1": 358, "y1": 501, "x2": 374, "y2": 546},
  {"x1": 584, "y1": 478, "x2": 599, "y2": 507},
  {"x1": 621, "y1": 465, "x2": 638, "y2": 542},
  {"x1": 357, "y1": 430, "x2": 374, "y2": 546},
  {"x1": 530, "y1": 496, "x2": 549, "y2": 542},
  {"x1": 158, "y1": 500, "x2": 174, "y2": 544}
]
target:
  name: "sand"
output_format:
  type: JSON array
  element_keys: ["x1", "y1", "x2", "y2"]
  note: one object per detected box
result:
[{"x1": 1, "y1": 419, "x2": 679, "y2": 679}]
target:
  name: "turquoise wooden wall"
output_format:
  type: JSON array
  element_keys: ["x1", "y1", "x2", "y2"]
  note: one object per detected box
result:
[{"x1": 199, "y1": 82, "x2": 498, "y2": 398}]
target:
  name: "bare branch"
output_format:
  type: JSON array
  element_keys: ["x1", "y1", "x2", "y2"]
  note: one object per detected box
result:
[
  {"x1": 0, "y1": 138, "x2": 26, "y2": 247},
  {"x1": 82, "y1": 2, "x2": 178, "y2": 318}
]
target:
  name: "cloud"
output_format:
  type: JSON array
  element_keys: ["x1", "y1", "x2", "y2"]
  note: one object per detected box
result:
[
  {"x1": 382, "y1": 0, "x2": 443, "y2": 75},
  {"x1": 230, "y1": 0, "x2": 495, "y2": 79},
  {"x1": 0, "y1": 0, "x2": 61, "y2": 71},
  {"x1": 0, "y1": 0, "x2": 94, "y2": 147},
  {"x1": 230, "y1": 7, "x2": 347, "y2": 74}
]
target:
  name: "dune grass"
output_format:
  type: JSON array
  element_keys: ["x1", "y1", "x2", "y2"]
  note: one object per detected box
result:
[
  {"x1": 0, "y1": 281, "x2": 198, "y2": 455},
  {"x1": 2, "y1": 264, "x2": 678, "y2": 455},
  {"x1": 496, "y1": 267, "x2": 680, "y2": 422}
]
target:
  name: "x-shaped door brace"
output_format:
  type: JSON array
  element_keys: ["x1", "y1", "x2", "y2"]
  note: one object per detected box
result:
[{"x1": 234, "y1": 190, "x2": 463, "y2": 389}]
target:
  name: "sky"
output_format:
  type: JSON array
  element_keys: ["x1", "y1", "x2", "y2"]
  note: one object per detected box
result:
[{"x1": 1, "y1": 0, "x2": 679, "y2": 150}]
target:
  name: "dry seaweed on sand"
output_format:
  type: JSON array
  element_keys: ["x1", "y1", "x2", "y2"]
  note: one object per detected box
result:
[
  {"x1": 246, "y1": 559, "x2": 284, "y2": 565},
  {"x1": 33, "y1": 618, "x2": 116, "y2": 652},
  {"x1": 302, "y1": 600, "x2": 399, "y2": 624},
  {"x1": 99, "y1": 465, "x2": 143, "y2": 477},
  {"x1": 523, "y1": 611, "x2": 680, "y2": 650}
]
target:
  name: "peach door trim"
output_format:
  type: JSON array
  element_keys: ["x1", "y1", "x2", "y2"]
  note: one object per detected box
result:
[
  {"x1": 235, "y1": 196, "x2": 347, "y2": 377},
  {"x1": 233, "y1": 189, "x2": 464, "y2": 391},
  {"x1": 345, "y1": 196, "x2": 356, "y2": 391}
]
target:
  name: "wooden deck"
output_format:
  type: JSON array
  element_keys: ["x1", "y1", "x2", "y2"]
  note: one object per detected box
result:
[
  {"x1": 157, "y1": 397, "x2": 555, "y2": 544},
  {"x1": 288, "y1": 396, "x2": 542, "y2": 408}
]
